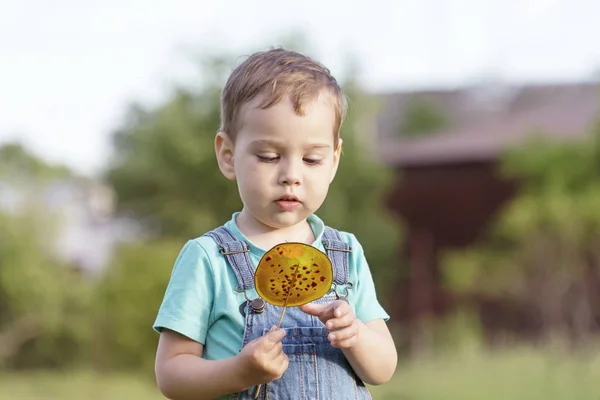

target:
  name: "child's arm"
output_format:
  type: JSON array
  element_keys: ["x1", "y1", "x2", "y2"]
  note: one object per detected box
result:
[
  {"x1": 300, "y1": 301, "x2": 397, "y2": 385},
  {"x1": 342, "y1": 317, "x2": 397, "y2": 385},
  {"x1": 155, "y1": 327, "x2": 289, "y2": 400}
]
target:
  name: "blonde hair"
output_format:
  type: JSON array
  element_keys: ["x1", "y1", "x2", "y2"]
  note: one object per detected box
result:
[{"x1": 219, "y1": 48, "x2": 347, "y2": 144}]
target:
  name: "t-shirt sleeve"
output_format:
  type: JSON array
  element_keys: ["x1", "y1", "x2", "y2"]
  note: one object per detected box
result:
[
  {"x1": 347, "y1": 234, "x2": 390, "y2": 323},
  {"x1": 153, "y1": 239, "x2": 214, "y2": 344}
]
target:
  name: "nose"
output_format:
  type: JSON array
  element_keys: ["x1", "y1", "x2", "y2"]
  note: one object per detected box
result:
[{"x1": 278, "y1": 159, "x2": 301, "y2": 186}]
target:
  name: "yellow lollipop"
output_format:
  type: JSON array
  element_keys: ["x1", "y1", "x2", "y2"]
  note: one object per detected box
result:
[
  {"x1": 255, "y1": 242, "x2": 333, "y2": 312},
  {"x1": 253, "y1": 242, "x2": 333, "y2": 398}
]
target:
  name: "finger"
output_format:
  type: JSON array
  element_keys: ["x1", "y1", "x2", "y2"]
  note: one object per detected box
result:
[
  {"x1": 326, "y1": 311, "x2": 356, "y2": 330},
  {"x1": 246, "y1": 325, "x2": 277, "y2": 346},
  {"x1": 263, "y1": 328, "x2": 287, "y2": 349},
  {"x1": 264, "y1": 341, "x2": 283, "y2": 365},
  {"x1": 328, "y1": 321, "x2": 358, "y2": 342},
  {"x1": 332, "y1": 300, "x2": 350, "y2": 318},
  {"x1": 266, "y1": 351, "x2": 288, "y2": 381},
  {"x1": 267, "y1": 339, "x2": 283, "y2": 355},
  {"x1": 299, "y1": 302, "x2": 331, "y2": 317},
  {"x1": 273, "y1": 353, "x2": 290, "y2": 376},
  {"x1": 277, "y1": 353, "x2": 290, "y2": 376},
  {"x1": 331, "y1": 335, "x2": 358, "y2": 349}
]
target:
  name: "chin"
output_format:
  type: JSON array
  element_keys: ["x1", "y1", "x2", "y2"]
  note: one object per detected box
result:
[{"x1": 262, "y1": 213, "x2": 309, "y2": 229}]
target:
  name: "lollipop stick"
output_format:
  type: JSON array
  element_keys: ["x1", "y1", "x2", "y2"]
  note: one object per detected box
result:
[
  {"x1": 255, "y1": 302, "x2": 289, "y2": 398},
  {"x1": 276, "y1": 294, "x2": 291, "y2": 329},
  {"x1": 255, "y1": 275, "x2": 295, "y2": 398}
]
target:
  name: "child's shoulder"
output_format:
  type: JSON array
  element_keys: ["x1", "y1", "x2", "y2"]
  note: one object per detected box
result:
[
  {"x1": 321, "y1": 224, "x2": 367, "y2": 256},
  {"x1": 322, "y1": 225, "x2": 361, "y2": 244},
  {"x1": 188, "y1": 233, "x2": 221, "y2": 249},
  {"x1": 174, "y1": 230, "x2": 228, "y2": 265}
]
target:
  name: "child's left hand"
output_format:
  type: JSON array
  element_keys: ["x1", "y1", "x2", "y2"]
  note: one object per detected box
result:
[{"x1": 299, "y1": 300, "x2": 360, "y2": 349}]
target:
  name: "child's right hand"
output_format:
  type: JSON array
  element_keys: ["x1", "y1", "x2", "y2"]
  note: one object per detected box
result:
[{"x1": 237, "y1": 326, "x2": 289, "y2": 386}]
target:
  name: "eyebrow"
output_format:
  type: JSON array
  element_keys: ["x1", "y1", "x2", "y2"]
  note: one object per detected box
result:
[{"x1": 249, "y1": 140, "x2": 331, "y2": 149}]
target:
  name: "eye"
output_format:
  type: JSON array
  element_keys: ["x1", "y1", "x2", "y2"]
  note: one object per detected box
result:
[
  {"x1": 303, "y1": 158, "x2": 323, "y2": 166},
  {"x1": 257, "y1": 155, "x2": 279, "y2": 163}
]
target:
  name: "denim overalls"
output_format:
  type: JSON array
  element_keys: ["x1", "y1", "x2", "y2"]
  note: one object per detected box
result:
[{"x1": 206, "y1": 226, "x2": 372, "y2": 400}]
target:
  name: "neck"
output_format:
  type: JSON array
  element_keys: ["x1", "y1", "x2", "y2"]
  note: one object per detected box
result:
[{"x1": 236, "y1": 212, "x2": 315, "y2": 250}]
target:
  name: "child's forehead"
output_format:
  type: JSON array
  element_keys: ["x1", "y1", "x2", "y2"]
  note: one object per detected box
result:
[{"x1": 238, "y1": 97, "x2": 335, "y2": 139}]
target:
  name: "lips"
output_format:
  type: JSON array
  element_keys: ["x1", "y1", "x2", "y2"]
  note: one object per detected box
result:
[
  {"x1": 275, "y1": 195, "x2": 301, "y2": 211},
  {"x1": 277, "y1": 194, "x2": 299, "y2": 202}
]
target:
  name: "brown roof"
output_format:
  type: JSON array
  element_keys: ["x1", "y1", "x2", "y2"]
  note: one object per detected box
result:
[{"x1": 375, "y1": 82, "x2": 600, "y2": 167}]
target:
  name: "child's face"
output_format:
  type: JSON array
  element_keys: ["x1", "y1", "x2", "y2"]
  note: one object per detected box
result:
[{"x1": 221, "y1": 91, "x2": 342, "y2": 231}]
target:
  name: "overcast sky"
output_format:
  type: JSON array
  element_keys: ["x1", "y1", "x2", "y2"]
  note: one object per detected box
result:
[{"x1": 1, "y1": 0, "x2": 598, "y2": 176}]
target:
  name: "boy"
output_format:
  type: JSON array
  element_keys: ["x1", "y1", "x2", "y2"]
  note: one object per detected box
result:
[{"x1": 153, "y1": 48, "x2": 397, "y2": 400}]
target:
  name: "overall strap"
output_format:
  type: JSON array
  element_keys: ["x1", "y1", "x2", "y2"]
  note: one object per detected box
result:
[
  {"x1": 321, "y1": 226, "x2": 351, "y2": 286},
  {"x1": 204, "y1": 226, "x2": 254, "y2": 291}
]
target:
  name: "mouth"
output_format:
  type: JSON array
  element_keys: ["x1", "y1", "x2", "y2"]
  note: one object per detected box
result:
[
  {"x1": 277, "y1": 194, "x2": 299, "y2": 202},
  {"x1": 274, "y1": 195, "x2": 301, "y2": 211}
]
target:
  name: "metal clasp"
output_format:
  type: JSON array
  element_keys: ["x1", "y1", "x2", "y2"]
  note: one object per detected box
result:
[
  {"x1": 235, "y1": 286, "x2": 266, "y2": 313},
  {"x1": 219, "y1": 244, "x2": 250, "y2": 255},
  {"x1": 333, "y1": 281, "x2": 354, "y2": 300},
  {"x1": 322, "y1": 244, "x2": 352, "y2": 253}
]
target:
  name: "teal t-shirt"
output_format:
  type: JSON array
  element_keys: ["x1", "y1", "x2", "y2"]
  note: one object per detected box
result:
[{"x1": 153, "y1": 212, "x2": 390, "y2": 363}]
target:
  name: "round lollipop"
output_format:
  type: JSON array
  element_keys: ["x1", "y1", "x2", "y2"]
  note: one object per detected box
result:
[
  {"x1": 253, "y1": 242, "x2": 333, "y2": 398},
  {"x1": 255, "y1": 242, "x2": 333, "y2": 314}
]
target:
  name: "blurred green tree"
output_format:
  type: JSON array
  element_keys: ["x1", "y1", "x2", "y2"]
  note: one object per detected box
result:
[
  {"x1": 105, "y1": 54, "x2": 241, "y2": 239},
  {"x1": 441, "y1": 122, "x2": 600, "y2": 342},
  {"x1": 0, "y1": 141, "x2": 72, "y2": 180},
  {"x1": 92, "y1": 239, "x2": 184, "y2": 374},
  {"x1": 0, "y1": 143, "x2": 91, "y2": 369}
]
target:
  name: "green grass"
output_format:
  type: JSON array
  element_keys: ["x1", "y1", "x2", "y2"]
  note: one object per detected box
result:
[
  {"x1": 2, "y1": 344, "x2": 600, "y2": 400},
  {"x1": 370, "y1": 343, "x2": 600, "y2": 400},
  {"x1": 0, "y1": 371, "x2": 164, "y2": 400}
]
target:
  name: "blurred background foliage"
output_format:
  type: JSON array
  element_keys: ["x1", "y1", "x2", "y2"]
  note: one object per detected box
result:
[{"x1": 3, "y1": 35, "x2": 600, "y2": 399}]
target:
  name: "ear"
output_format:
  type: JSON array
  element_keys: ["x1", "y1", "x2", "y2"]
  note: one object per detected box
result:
[
  {"x1": 330, "y1": 138, "x2": 343, "y2": 183},
  {"x1": 215, "y1": 131, "x2": 236, "y2": 180}
]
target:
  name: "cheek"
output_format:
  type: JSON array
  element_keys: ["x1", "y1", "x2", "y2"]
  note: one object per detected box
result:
[
  {"x1": 237, "y1": 177, "x2": 260, "y2": 205},
  {"x1": 234, "y1": 156, "x2": 259, "y2": 177},
  {"x1": 236, "y1": 163, "x2": 270, "y2": 192},
  {"x1": 307, "y1": 170, "x2": 332, "y2": 193}
]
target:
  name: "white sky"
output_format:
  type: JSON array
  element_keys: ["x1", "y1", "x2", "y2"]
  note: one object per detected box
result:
[{"x1": 1, "y1": 0, "x2": 598, "y2": 176}]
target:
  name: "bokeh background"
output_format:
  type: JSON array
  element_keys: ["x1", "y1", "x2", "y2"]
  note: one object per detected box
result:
[{"x1": 2, "y1": 1, "x2": 600, "y2": 399}]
